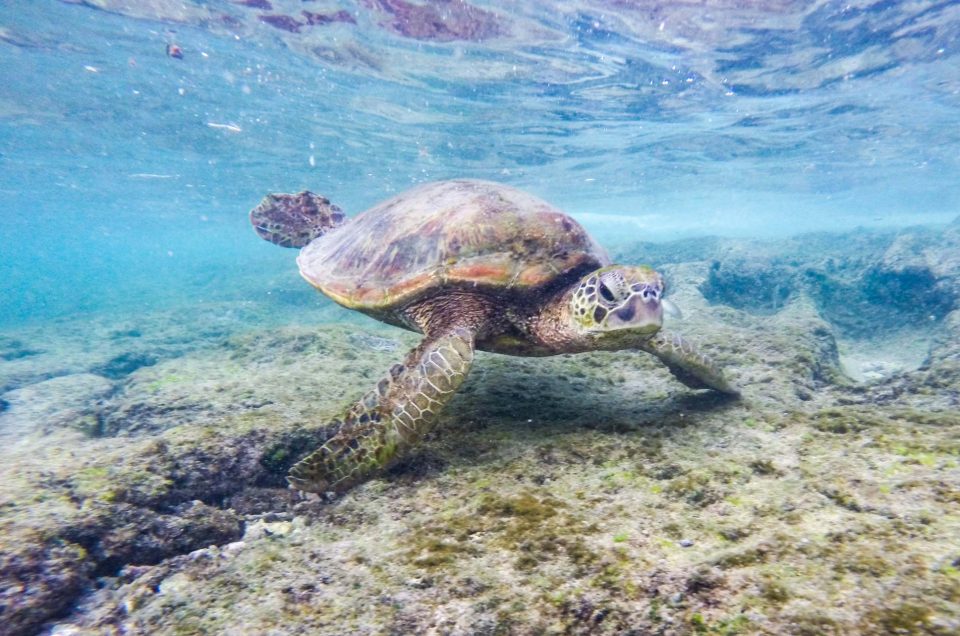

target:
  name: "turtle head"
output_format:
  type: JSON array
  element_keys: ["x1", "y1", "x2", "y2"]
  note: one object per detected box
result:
[{"x1": 568, "y1": 265, "x2": 664, "y2": 349}]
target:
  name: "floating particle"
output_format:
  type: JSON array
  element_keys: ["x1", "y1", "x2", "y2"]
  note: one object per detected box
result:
[{"x1": 207, "y1": 122, "x2": 243, "y2": 133}]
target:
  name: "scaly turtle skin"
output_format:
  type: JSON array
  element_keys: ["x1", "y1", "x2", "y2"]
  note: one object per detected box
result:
[{"x1": 250, "y1": 179, "x2": 738, "y2": 494}]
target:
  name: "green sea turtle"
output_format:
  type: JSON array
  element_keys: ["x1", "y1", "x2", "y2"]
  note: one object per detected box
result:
[{"x1": 251, "y1": 179, "x2": 738, "y2": 494}]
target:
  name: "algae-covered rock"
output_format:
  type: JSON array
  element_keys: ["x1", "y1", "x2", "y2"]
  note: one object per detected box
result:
[
  {"x1": 871, "y1": 223, "x2": 960, "y2": 308},
  {"x1": 0, "y1": 316, "x2": 411, "y2": 633},
  {"x1": 0, "y1": 373, "x2": 113, "y2": 436},
  {"x1": 0, "y1": 540, "x2": 92, "y2": 636},
  {"x1": 91, "y1": 352, "x2": 158, "y2": 380},
  {"x1": 2, "y1": 225, "x2": 959, "y2": 635},
  {"x1": 95, "y1": 324, "x2": 410, "y2": 436},
  {"x1": 701, "y1": 254, "x2": 797, "y2": 314},
  {"x1": 61, "y1": 500, "x2": 243, "y2": 576}
]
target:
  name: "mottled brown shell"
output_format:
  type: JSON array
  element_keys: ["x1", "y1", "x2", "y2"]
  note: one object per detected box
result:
[{"x1": 297, "y1": 179, "x2": 609, "y2": 310}]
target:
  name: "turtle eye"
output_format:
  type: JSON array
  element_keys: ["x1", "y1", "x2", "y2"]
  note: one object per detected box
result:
[{"x1": 598, "y1": 282, "x2": 616, "y2": 303}]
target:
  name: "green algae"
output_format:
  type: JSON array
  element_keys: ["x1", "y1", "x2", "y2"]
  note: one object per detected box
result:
[
  {"x1": 866, "y1": 602, "x2": 935, "y2": 634},
  {"x1": 401, "y1": 489, "x2": 601, "y2": 575},
  {"x1": 748, "y1": 458, "x2": 777, "y2": 475},
  {"x1": 690, "y1": 613, "x2": 751, "y2": 635},
  {"x1": 757, "y1": 576, "x2": 790, "y2": 603},
  {"x1": 477, "y1": 490, "x2": 560, "y2": 521},
  {"x1": 664, "y1": 471, "x2": 723, "y2": 507},
  {"x1": 144, "y1": 374, "x2": 187, "y2": 393},
  {"x1": 4, "y1": 273, "x2": 960, "y2": 634},
  {"x1": 811, "y1": 406, "x2": 960, "y2": 437},
  {"x1": 711, "y1": 542, "x2": 776, "y2": 569},
  {"x1": 71, "y1": 466, "x2": 122, "y2": 503},
  {"x1": 71, "y1": 414, "x2": 103, "y2": 437}
]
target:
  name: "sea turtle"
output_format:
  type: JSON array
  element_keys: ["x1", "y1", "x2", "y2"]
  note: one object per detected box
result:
[{"x1": 251, "y1": 179, "x2": 738, "y2": 494}]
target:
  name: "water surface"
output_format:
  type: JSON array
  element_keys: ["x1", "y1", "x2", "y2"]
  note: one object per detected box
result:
[{"x1": 2, "y1": 0, "x2": 959, "y2": 323}]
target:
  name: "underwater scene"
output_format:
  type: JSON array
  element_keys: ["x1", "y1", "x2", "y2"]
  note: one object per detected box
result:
[{"x1": 2, "y1": 0, "x2": 960, "y2": 634}]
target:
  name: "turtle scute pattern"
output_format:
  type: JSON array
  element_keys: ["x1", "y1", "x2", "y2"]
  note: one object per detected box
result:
[
  {"x1": 250, "y1": 191, "x2": 345, "y2": 248},
  {"x1": 288, "y1": 327, "x2": 475, "y2": 493},
  {"x1": 295, "y1": 180, "x2": 608, "y2": 310},
  {"x1": 641, "y1": 332, "x2": 739, "y2": 395}
]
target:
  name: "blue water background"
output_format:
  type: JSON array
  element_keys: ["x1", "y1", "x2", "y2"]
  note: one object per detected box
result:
[{"x1": 2, "y1": 0, "x2": 959, "y2": 327}]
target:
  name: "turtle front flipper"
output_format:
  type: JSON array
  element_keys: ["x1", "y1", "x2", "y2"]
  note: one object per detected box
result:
[
  {"x1": 639, "y1": 330, "x2": 739, "y2": 396},
  {"x1": 288, "y1": 326, "x2": 476, "y2": 494}
]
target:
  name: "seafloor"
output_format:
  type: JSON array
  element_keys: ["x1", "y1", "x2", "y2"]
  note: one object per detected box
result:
[{"x1": 2, "y1": 220, "x2": 959, "y2": 636}]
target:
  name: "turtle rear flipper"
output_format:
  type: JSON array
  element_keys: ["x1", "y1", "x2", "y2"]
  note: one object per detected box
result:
[
  {"x1": 288, "y1": 326, "x2": 476, "y2": 494},
  {"x1": 640, "y1": 330, "x2": 739, "y2": 396},
  {"x1": 250, "y1": 191, "x2": 345, "y2": 248}
]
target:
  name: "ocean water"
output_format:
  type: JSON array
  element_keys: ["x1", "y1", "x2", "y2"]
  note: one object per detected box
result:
[
  {"x1": 2, "y1": 0, "x2": 960, "y2": 326},
  {"x1": 2, "y1": 2, "x2": 960, "y2": 635}
]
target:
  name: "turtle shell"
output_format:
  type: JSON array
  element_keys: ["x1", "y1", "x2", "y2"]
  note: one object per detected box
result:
[{"x1": 296, "y1": 179, "x2": 610, "y2": 310}]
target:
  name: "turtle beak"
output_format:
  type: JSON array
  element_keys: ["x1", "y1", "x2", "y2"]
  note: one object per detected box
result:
[{"x1": 662, "y1": 298, "x2": 683, "y2": 320}]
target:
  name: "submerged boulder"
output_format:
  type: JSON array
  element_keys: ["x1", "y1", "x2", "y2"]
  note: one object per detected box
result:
[{"x1": 0, "y1": 373, "x2": 113, "y2": 437}]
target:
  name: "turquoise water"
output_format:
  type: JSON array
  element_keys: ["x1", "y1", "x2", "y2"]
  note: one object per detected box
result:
[
  {"x1": 2, "y1": 0, "x2": 960, "y2": 326},
  {"x1": 3, "y1": 5, "x2": 960, "y2": 633}
]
